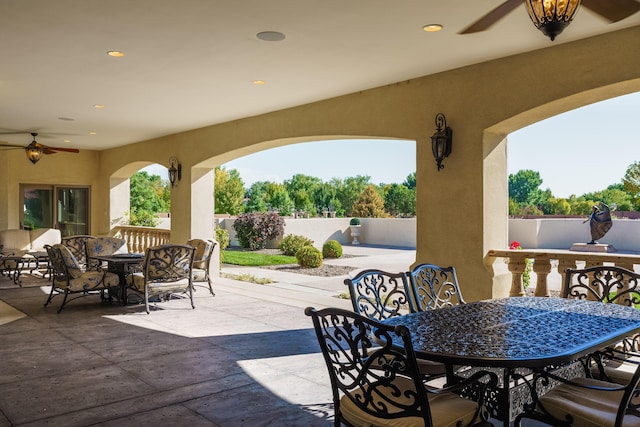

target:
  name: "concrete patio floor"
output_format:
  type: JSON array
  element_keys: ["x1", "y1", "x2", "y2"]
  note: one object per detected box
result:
[{"x1": 0, "y1": 246, "x2": 555, "y2": 426}]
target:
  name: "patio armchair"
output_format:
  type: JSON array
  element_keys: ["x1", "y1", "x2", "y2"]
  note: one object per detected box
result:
[
  {"x1": 126, "y1": 244, "x2": 195, "y2": 314},
  {"x1": 44, "y1": 244, "x2": 120, "y2": 313},
  {"x1": 344, "y1": 269, "x2": 447, "y2": 377},
  {"x1": 563, "y1": 265, "x2": 640, "y2": 384},
  {"x1": 407, "y1": 263, "x2": 466, "y2": 311},
  {"x1": 85, "y1": 236, "x2": 128, "y2": 271},
  {"x1": 305, "y1": 306, "x2": 498, "y2": 427},
  {"x1": 61, "y1": 235, "x2": 95, "y2": 270},
  {"x1": 187, "y1": 238, "x2": 217, "y2": 295},
  {"x1": 514, "y1": 351, "x2": 640, "y2": 427},
  {"x1": 344, "y1": 269, "x2": 414, "y2": 320}
]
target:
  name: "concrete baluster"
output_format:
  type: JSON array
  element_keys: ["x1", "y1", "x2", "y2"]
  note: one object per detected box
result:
[{"x1": 532, "y1": 257, "x2": 552, "y2": 297}]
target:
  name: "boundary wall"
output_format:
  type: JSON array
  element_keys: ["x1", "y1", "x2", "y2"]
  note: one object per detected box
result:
[{"x1": 216, "y1": 217, "x2": 639, "y2": 252}]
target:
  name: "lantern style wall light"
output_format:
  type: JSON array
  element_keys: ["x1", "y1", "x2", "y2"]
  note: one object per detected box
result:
[
  {"x1": 430, "y1": 113, "x2": 452, "y2": 171},
  {"x1": 524, "y1": 0, "x2": 580, "y2": 41},
  {"x1": 168, "y1": 157, "x2": 182, "y2": 187}
]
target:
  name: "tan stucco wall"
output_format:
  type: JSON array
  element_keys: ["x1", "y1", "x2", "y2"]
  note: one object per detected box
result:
[
  {"x1": 3, "y1": 26, "x2": 639, "y2": 301},
  {"x1": 0, "y1": 148, "x2": 100, "y2": 232}
]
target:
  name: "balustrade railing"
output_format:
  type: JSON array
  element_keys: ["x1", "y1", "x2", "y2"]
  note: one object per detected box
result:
[
  {"x1": 112, "y1": 226, "x2": 170, "y2": 253},
  {"x1": 487, "y1": 249, "x2": 640, "y2": 297}
]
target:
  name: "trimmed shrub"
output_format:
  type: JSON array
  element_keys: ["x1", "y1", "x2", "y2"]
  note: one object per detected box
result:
[
  {"x1": 233, "y1": 212, "x2": 285, "y2": 250},
  {"x1": 322, "y1": 240, "x2": 343, "y2": 258},
  {"x1": 279, "y1": 234, "x2": 314, "y2": 256},
  {"x1": 215, "y1": 225, "x2": 230, "y2": 250},
  {"x1": 296, "y1": 245, "x2": 323, "y2": 268},
  {"x1": 349, "y1": 217, "x2": 361, "y2": 226}
]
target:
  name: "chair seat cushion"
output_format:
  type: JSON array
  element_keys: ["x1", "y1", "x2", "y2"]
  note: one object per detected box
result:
[
  {"x1": 340, "y1": 375, "x2": 478, "y2": 427},
  {"x1": 127, "y1": 272, "x2": 190, "y2": 292},
  {"x1": 539, "y1": 377, "x2": 625, "y2": 427},
  {"x1": 54, "y1": 271, "x2": 119, "y2": 292},
  {"x1": 191, "y1": 268, "x2": 208, "y2": 282}
]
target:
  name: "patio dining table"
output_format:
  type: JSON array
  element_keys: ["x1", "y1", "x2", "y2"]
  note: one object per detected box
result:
[
  {"x1": 382, "y1": 297, "x2": 640, "y2": 425},
  {"x1": 92, "y1": 253, "x2": 144, "y2": 305}
]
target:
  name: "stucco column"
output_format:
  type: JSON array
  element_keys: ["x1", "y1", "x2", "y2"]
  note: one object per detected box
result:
[{"x1": 170, "y1": 166, "x2": 214, "y2": 244}]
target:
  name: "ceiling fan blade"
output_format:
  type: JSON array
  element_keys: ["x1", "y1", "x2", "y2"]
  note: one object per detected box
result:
[
  {"x1": 459, "y1": 0, "x2": 523, "y2": 34},
  {"x1": 582, "y1": 0, "x2": 640, "y2": 22},
  {"x1": 0, "y1": 143, "x2": 28, "y2": 149},
  {"x1": 42, "y1": 146, "x2": 80, "y2": 154}
]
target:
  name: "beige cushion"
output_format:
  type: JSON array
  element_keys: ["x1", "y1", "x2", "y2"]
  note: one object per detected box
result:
[
  {"x1": 0, "y1": 230, "x2": 32, "y2": 251},
  {"x1": 192, "y1": 267, "x2": 207, "y2": 282},
  {"x1": 53, "y1": 271, "x2": 119, "y2": 292},
  {"x1": 29, "y1": 228, "x2": 61, "y2": 251},
  {"x1": 339, "y1": 376, "x2": 478, "y2": 427},
  {"x1": 127, "y1": 272, "x2": 190, "y2": 292},
  {"x1": 539, "y1": 377, "x2": 626, "y2": 427}
]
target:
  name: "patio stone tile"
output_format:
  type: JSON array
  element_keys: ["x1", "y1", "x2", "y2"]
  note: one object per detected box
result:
[
  {"x1": 101, "y1": 404, "x2": 218, "y2": 426},
  {"x1": 185, "y1": 381, "x2": 333, "y2": 427},
  {"x1": 85, "y1": 329, "x2": 215, "y2": 363},
  {"x1": 206, "y1": 328, "x2": 319, "y2": 359},
  {"x1": 0, "y1": 365, "x2": 155, "y2": 425},
  {"x1": 115, "y1": 346, "x2": 246, "y2": 390}
]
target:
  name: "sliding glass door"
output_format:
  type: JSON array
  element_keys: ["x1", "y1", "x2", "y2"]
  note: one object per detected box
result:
[{"x1": 20, "y1": 185, "x2": 90, "y2": 236}]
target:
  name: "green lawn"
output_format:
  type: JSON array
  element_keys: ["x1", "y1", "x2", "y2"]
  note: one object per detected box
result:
[{"x1": 221, "y1": 250, "x2": 297, "y2": 266}]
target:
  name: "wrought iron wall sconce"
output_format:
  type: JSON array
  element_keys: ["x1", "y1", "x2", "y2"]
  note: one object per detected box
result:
[
  {"x1": 430, "y1": 113, "x2": 452, "y2": 171},
  {"x1": 168, "y1": 157, "x2": 182, "y2": 187}
]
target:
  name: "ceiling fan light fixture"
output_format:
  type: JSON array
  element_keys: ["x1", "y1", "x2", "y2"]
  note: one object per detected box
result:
[
  {"x1": 524, "y1": 0, "x2": 581, "y2": 41},
  {"x1": 25, "y1": 141, "x2": 42, "y2": 164}
]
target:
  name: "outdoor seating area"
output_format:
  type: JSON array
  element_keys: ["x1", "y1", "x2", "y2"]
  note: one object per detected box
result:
[
  {"x1": 338, "y1": 262, "x2": 640, "y2": 426},
  {"x1": 3, "y1": 245, "x2": 640, "y2": 425}
]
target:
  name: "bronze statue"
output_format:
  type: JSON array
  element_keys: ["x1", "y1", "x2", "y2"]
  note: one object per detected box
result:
[{"x1": 583, "y1": 202, "x2": 612, "y2": 244}]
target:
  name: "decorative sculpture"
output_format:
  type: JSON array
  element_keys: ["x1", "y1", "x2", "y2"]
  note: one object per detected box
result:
[{"x1": 584, "y1": 202, "x2": 613, "y2": 244}]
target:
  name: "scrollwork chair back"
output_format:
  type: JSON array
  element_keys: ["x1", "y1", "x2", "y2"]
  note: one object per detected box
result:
[
  {"x1": 408, "y1": 264, "x2": 466, "y2": 311},
  {"x1": 344, "y1": 269, "x2": 413, "y2": 320}
]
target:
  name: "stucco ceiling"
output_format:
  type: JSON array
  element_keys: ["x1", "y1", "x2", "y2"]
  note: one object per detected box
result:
[{"x1": 1, "y1": 0, "x2": 639, "y2": 150}]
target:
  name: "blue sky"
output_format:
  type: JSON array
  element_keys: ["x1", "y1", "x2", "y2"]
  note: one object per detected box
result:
[{"x1": 145, "y1": 91, "x2": 639, "y2": 198}]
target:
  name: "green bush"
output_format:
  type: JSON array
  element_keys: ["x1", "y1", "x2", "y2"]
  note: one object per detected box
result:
[
  {"x1": 296, "y1": 245, "x2": 323, "y2": 268},
  {"x1": 215, "y1": 225, "x2": 230, "y2": 251},
  {"x1": 279, "y1": 234, "x2": 314, "y2": 256},
  {"x1": 128, "y1": 209, "x2": 159, "y2": 227},
  {"x1": 349, "y1": 217, "x2": 361, "y2": 226},
  {"x1": 322, "y1": 240, "x2": 342, "y2": 258},
  {"x1": 233, "y1": 212, "x2": 285, "y2": 250}
]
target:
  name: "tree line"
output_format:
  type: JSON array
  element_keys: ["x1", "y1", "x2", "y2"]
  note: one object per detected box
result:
[
  {"x1": 127, "y1": 160, "x2": 640, "y2": 226},
  {"x1": 509, "y1": 161, "x2": 640, "y2": 215}
]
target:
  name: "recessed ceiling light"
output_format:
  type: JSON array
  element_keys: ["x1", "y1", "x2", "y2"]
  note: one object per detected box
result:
[
  {"x1": 93, "y1": 104, "x2": 105, "y2": 109},
  {"x1": 63, "y1": 139, "x2": 71, "y2": 143},
  {"x1": 57, "y1": 117, "x2": 75, "y2": 121},
  {"x1": 107, "y1": 50, "x2": 125, "y2": 57},
  {"x1": 253, "y1": 80, "x2": 266, "y2": 85},
  {"x1": 256, "y1": 31, "x2": 286, "y2": 42},
  {"x1": 89, "y1": 132, "x2": 97, "y2": 135},
  {"x1": 423, "y1": 24, "x2": 443, "y2": 32}
]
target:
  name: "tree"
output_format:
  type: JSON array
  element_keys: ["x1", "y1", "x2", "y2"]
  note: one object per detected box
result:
[
  {"x1": 508, "y1": 169, "x2": 543, "y2": 205},
  {"x1": 214, "y1": 167, "x2": 245, "y2": 215},
  {"x1": 284, "y1": 174, "x2": 321, "y2": 214},
  {"x1": 334, "y1": 175, "x2": 371, "y2": 216},
  {"x1": 403, "y1": 172, "x2": 416, "y2": 190},
  {"x1": 384, "y1": 183, "x2": 416, "y2": 217},
  {"x1": 264, "y1": 182, "x2": 294, "y2": 216},
  {"x1": 244, "y1": 181, "x2": 270, "y2": 212},
  {"x1": 582, "y1": 186, "x2": 634, "y2": 212},
  {"x1": 352, "y1": 185, "x2": 387, "y2": 218},
  {"x1": 622, "y1": 161, "x2": 640, "y2": 210},
  {"x1": 312, "y1": 182, "x2": 342, "y2": 215},
  {"x1": 129, "y1": 171, "x2": 169, "y2": 226}
]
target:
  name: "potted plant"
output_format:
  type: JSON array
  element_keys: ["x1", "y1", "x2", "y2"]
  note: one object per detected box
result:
[{"x1": 349, "y1": 218, "x2": 361, "y2": 245}]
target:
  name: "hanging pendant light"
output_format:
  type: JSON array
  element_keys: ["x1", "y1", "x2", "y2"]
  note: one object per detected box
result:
[
  {"x1": 524, "y1": 0, "x2": 581, "y2": 41},
  {"x1": 24, "y1": 133, "x2": 43, "y2": 164}
]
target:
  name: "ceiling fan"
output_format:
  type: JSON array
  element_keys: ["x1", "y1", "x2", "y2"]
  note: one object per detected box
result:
[
  {"x1": 0, "y1": 132, "x2": 79, "y2": 164},
  {"x1": 460, "y1": 0, "x2": 640, "y2": 41}
]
